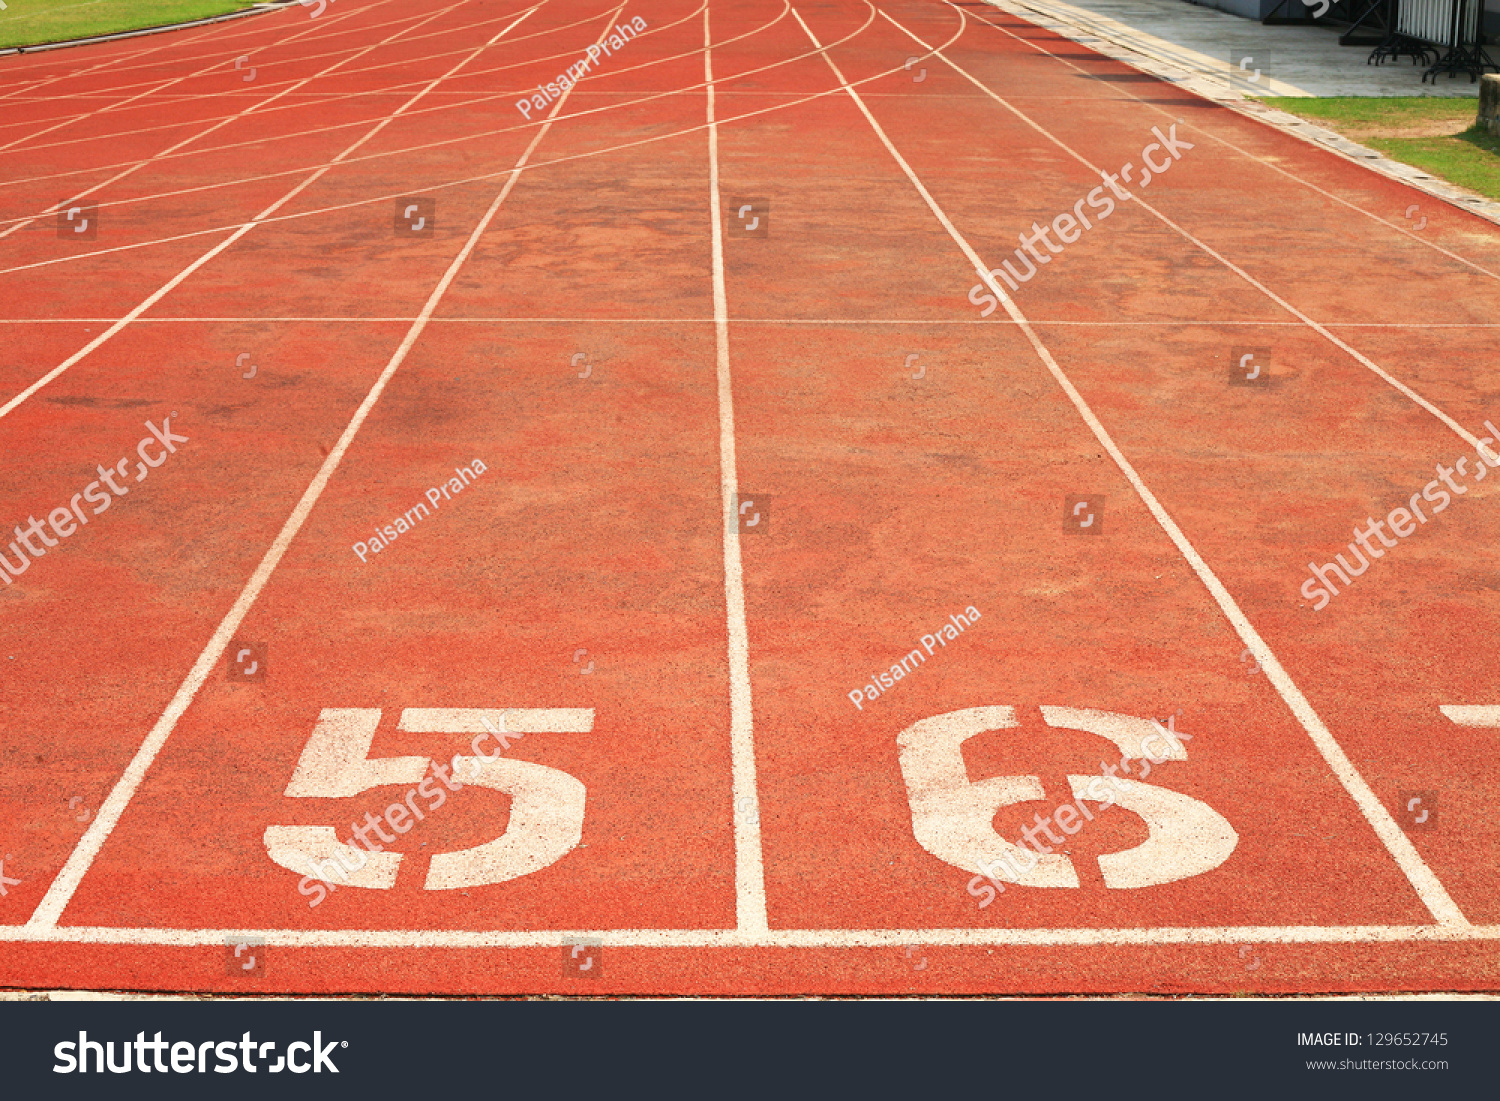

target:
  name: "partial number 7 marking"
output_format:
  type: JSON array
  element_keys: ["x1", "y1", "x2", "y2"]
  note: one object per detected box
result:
[{"x1": 1438, "y1": 705, "x2": 1500, "y2": 728}]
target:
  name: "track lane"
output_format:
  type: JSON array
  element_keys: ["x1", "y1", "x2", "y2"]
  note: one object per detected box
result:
[
  {"x1": 0, "y1": 5, "x2": 922, "y2": 294},
  {"x1": 0, "y1": 0, "x2": 586, "y2": 930},
  {"x1": 4, "y1": 0, "x2": 1500, "y2": 997},
  {"x1": 700, "y1": 3, "x2": 1451, "y2": 942},
  {"x1": 0, "y1": 0, "x2": 482, "y2": 244},
  {"x1": 0, "y1": 2, "x2": 558, "y2": 408},
  {"x1": 958, "y1": 3, "x2": 1500, "y2": 285},
  {"x1": 33, "y1": 0, "x2": 751, "y2": 941},
  {"x1": 860, "y1": 1, "x2": 1500, "y2": 921},
  {"x1": 0, "y1": 1, "x2": 398, "y2": 152}
]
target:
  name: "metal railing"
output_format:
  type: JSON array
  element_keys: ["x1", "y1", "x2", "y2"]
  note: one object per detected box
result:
[{"x1": 1396, "y1": 0, "x2": 1479, "y2": 45}]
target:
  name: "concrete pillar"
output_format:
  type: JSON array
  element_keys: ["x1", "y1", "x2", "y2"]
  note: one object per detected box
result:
[{"x1": 1480, "y1": 73, "x2": 1500, "y2": 136}]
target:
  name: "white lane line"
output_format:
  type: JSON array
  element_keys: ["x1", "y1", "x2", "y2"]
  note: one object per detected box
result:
[
  {"x1": 11, "y1": 317, "x2": 1500, "y2": 328},
  {"x1": 0, "y1": 2, "x2": 719, "y2": 225},
  {"x1": 22, "y1": 1, "x2": 635, "y2": 931},
  {"x1": 794, "y1": 4, "x2": 1470, "y2": 928},
  {"x1": 889, "y1": 7, "x2": 1498, "y2": 459},
  {"x1": 0, "y1": 0, "x2": 315, "y2": 88},
  {"x1": 0, "y1": 0, "x2": 627, "y2": 163},
  {"x1": 0, "y1": 0, "x2": 771, "y2": 239},
  {"x1": 0, "y1": 32, "x2": 377, "y2": 139},
  {"x1": 0, "y1": 6, "x2": 259, "y2": 105},
  {"x1": 966, "y1": 2, "x2": 1500, "y2": 286},
  {"x1": 0, "y1": 0, "x2": 387, "y2": 155},
  {"x1": 2, "y1": 924, "x2": 1498, "y2": 947},
  {"x1": 0, "y1": 0, "x2": 479, "y2": 242},
  {"x1": 0, "y1": 66, "x2": 225, "y2": 151},
  {"x1": 1, "y1": 0, "x2": 656, "y2": 145},
  {"x1": 0, "y1": 0, "x2": 427, "y2": 115},
  {"x1": 0, "y1": 0, "x2": 617, "y2": 156},
  {"x1": 706, "y1": 4, "x2": 768, "y2": 936},
  {"x1": 0, "y1": 7, "x2": 947, "y2": 290},
  {"x1": 1438, "y1": 705, "x2": 1500, "y2": 727},
  {"x1": 0, "y1": 3, "x2": 546, "y2": 423}
]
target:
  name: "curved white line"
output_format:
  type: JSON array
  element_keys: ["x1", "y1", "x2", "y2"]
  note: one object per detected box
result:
[{"x1": 0, "y1": 2, "x2": 930, "y2": 281}]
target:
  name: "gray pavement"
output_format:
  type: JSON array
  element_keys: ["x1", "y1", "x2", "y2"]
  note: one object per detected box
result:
[{"x1": 987, "y1": 0, "x2": 1483, "y2": 95}]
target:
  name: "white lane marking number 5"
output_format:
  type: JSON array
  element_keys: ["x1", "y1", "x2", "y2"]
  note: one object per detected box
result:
[{"x1": 264, "y1": 707, "x2": 592, "y2": 891}]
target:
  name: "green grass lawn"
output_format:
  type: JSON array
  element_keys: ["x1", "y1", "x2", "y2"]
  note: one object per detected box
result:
[
  {"x1": 0, "y1": 0, "x2": 265, "y2": 50},
  {"x1": 1264, "y1": 95, "x2": 1500, "y2": 201}
]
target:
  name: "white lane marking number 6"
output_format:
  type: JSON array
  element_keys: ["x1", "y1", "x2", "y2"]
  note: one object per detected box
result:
[{"x1": 897, "y1": 706, "x2": 1237, "y2": 889}]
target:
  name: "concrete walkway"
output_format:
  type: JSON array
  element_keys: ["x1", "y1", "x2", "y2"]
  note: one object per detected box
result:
[{"x1": 985, "y1": 0, "x2": 1482, "y2": 96}]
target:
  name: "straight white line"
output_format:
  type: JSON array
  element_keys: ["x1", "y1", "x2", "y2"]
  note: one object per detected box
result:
[
  {"x1": 706, "y1": 5, "x2": 768, "y2": 936},
  {"x1": 4, "y1": 924, "x2": 1499, "y2": 948},
  {"x1": 890, "y1": 6, "x2": 1497, "y2": 460},
  {"x1": 0, "y1": 0, "x2": 475, "y2": 241},
  {"x1": 794, "y1": 4, "x2": 1470, "y2": 928},
  {"x1": 1439, "y1": 705, "x2": 1500, "y2": 726},
  {"x1": 0, "y1": 3, "x2": 544, "y2": 422},
  {"x1": 21, "y1": 0, "x2": 615, "y2": 930},
  {"x1": 9, "y1": 317, "x2": 1500, "y2": 327}
]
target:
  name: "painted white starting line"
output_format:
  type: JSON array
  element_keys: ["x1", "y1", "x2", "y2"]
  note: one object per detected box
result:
[{"x1": 1, "y1": 925, "x2": 1498, "y2": 948}]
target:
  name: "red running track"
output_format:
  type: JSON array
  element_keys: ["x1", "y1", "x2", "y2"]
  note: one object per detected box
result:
[{"x1": 2, "y1": 0, "x2": 1500, "y2": 996}]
